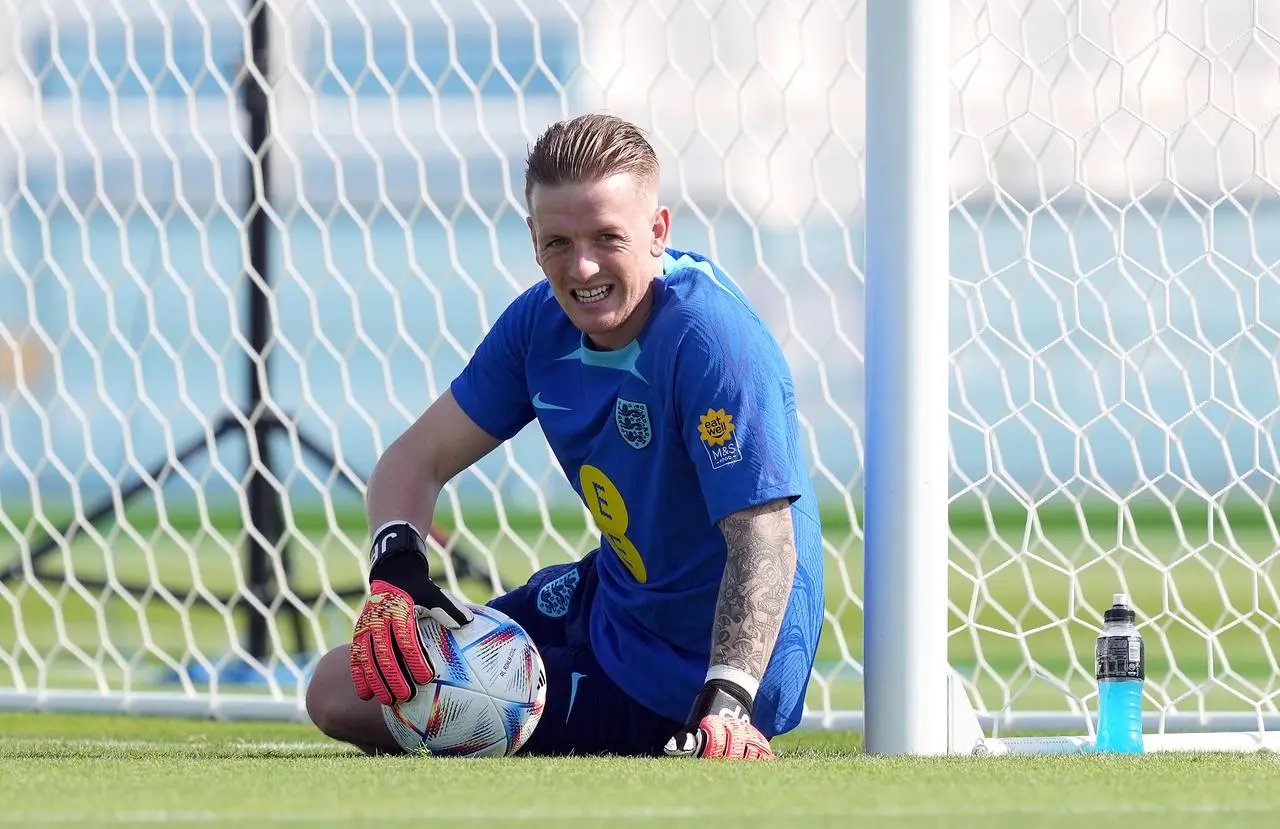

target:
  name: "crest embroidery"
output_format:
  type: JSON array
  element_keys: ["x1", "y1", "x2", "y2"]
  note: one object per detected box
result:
[{"x1": 614, "y1": 398, "x2": 652, "y2": 450}]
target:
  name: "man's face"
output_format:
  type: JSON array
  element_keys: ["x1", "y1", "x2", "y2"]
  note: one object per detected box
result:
[{"x1": 527, "y1": 173, "x2": 670, "y2": 349}]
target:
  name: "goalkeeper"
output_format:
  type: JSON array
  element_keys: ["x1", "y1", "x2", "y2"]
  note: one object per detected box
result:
[{"x1": 306, "y1": 113, "x2": 824, "y2": 759}]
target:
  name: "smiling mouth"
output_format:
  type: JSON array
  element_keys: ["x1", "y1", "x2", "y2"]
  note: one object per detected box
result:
[{"x1": 572, "y1": 285, "x2": 613, "y2": 304}]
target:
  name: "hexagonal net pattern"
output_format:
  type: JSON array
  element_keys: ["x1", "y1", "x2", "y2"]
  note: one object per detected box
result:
[{"x1": 0, "y1": 0, "x2": 1278, "y2": 733}]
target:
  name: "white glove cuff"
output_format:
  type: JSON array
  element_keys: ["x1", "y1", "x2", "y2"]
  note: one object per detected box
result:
[{"x1": 705, "y1": 665, "x2": 760, "y2": 702}]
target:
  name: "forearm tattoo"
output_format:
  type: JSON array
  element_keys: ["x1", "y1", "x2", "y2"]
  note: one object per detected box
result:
[{"x1": 711, "y1": 499, "x2": 797, "y2": 681}]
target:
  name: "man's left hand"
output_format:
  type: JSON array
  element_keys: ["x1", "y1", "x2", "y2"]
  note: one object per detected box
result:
[{"x1": 663, "y1": 679, "x2": 775, "y2": 760}]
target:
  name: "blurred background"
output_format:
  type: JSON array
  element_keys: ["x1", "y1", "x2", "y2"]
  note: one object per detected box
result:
[
  {"x1": 2, "y1": 0, "x2": 1280, "y2": 514},
  {"x1": 2, "y1": 0, "x2": 1279, "y2": 724},
  {"x1": 3, "y1": 0, "x2": 1278, "y2": 512}
]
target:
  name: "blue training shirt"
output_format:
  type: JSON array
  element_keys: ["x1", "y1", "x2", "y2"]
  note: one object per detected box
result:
[{"x1": 450, "y1": 248, "x2": 824, "y2": 738}]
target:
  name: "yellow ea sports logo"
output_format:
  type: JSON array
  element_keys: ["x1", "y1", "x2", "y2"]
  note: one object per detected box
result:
[{"x1": 698, "y1": 408, "x2": 734, "y2": 446}]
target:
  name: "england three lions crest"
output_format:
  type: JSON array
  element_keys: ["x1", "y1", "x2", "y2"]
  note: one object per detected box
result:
[{"x1": 615, "y1": 398, "x2": 652, "y2": 450}]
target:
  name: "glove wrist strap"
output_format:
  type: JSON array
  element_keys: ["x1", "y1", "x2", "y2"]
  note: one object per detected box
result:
[
  {"x1": 369, "y1": 520, "x2": 429, "y2": 573},
  {"x1": 688, "y1": 677, "x2": 755, "y2": 726}
]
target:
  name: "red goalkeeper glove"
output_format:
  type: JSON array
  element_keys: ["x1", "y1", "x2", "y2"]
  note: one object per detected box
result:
[
  {"x1": 349, "y1": 522, "x2": 473, "y2": 706},
  {"x1": 663, "y1": 678, "x2": 775, "y2": 760}
]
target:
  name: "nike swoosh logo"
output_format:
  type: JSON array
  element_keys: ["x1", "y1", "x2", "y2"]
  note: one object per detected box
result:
[
  {"x1": 565, "y1": 671, "x2": 586, "y2": 723},
  {"x1": 532, "y1": 392, "x2": 571, "y2": 411}
]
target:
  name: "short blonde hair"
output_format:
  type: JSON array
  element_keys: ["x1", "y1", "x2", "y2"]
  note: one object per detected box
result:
[{"x1": 524, "y1": 113, "x2": 659, "y2": 207}]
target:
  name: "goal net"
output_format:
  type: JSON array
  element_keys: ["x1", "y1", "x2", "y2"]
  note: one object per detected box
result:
[{"x1": 2, "y1": 0, "x2": 1279, "y2": 735}]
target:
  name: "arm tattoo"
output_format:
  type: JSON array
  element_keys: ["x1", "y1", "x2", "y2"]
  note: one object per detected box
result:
[{"x1": 711, "y1": 499, "x2": 797, "y2": 681}]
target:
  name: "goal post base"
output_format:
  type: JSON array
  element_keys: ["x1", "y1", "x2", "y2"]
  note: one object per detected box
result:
[
  {"x1": 0, "y1": 689, "x2": 308, "y2": 722},
  {"x1": 943, "y1": 667, "x2": 1280, "y2": 756},
  {"x1": 947, "y1": 668, "x2": 987, "y2": 755},
  {"x1": 975, "y1": 731, "x2": 1280, "y2": 756}
]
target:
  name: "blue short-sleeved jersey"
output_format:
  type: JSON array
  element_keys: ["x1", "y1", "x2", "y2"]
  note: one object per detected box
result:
[{"x1": 450, "y1": 248, "x2": 824, "y2": 737}]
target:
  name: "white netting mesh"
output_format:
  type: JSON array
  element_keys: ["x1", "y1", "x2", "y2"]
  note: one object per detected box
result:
[{"x1": 1, "y1": 0, "x2": 1279, "y2": 728}]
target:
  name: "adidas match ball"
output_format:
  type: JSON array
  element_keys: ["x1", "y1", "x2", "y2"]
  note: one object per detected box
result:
[{"x1": 382, "y1": 605, "x2": 547, "y2": 757}]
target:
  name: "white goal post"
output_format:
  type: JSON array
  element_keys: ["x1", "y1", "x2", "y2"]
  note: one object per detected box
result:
[
  {"x1": 863, "y1": 0, "x2": 951, "y2": 755},
  {"x1": 3, "y1": 0, "x2": 1280, "y2": 757}
]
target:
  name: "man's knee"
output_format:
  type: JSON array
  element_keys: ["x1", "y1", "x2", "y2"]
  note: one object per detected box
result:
[
  {"x1": 306, "y1": 645, "x2": 400, "y2": 754},
  {"x1": 305, "y1": 645, "x2": 352, "y2": 737}
]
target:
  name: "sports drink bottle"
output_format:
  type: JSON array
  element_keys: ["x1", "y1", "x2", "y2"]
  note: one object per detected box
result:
[{"x1": 1094, "y1": 593, "x2": 1144, "y2": 754}]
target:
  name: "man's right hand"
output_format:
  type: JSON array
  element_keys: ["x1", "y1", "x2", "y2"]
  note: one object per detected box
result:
[
  {"x1": 349, "y1": 522, "x2": 474, "y2": 706},
  {"x1": 664, "y1": 678, "x2": 775, "y2": 760}
]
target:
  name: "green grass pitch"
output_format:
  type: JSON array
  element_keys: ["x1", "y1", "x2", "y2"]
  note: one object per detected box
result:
[
  {"x1": 2, "y1": 712, "x2": 1280, "y2": 827},
  {"x1": 4, "y1": 502, "x2": 1280, "y2": 826}
]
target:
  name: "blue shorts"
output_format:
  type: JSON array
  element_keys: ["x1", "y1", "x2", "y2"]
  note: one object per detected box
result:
[{"x1": 487, "y1": 551, "x2": 684, "y2": 756}]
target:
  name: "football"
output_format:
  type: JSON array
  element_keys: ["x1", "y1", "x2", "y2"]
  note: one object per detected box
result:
[{"x1": 381, "y1": 604, "x2": 547, "y2": 757}]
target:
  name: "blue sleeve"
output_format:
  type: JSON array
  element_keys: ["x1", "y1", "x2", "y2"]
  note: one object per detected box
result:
[
  {"x1": 449, "y1": 290, "x2": 537, "y2": 441},
  {"x1": 672, "y1": 304, "x2": 804, "y2": 523}
]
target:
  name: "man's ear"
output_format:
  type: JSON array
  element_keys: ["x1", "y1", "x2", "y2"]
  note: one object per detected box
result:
[
  {"x1": 650, "y1": 206, "x2": 671, "y2": 258},
  {"x1": 526, "y1": 216, "x2": 539, "y2": 263}
]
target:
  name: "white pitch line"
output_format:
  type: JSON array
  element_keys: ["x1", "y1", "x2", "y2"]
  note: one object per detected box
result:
[
  {"x1": 0, "y1": 737, "x2": 352, "y2": 753},
  {"x1": 0, "y1": 803, "x2": 1277, "y2": 824}
]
